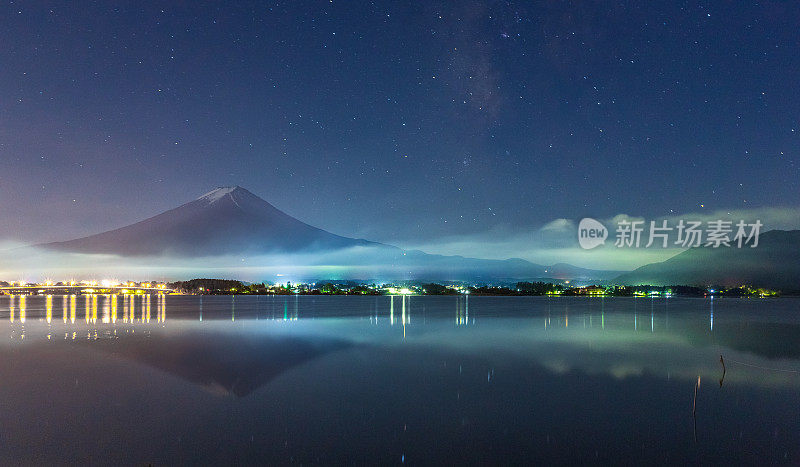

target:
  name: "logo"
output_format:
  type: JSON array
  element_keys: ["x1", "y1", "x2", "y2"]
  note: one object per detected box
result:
[
  {"x1": 578, "y1": 218, "x2": 608, "y2": 249},
  {"x1": 576, "y1": 217, "x2": 762, "y2": 250}
]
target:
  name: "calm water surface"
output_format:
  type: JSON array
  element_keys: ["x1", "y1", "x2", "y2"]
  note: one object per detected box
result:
[{"x1": 0, "y1": 294, "x2": 798, "y2": 465}]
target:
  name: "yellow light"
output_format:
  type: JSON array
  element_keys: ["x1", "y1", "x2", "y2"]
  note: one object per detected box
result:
[
  {"x1": 19, "y1": 295, "x2": 26, "y2": 323},
  {"x1": 92, "y1": 294, "x2": 98, "y2": 323},
  {"x1": 46, "y1": 295, "x2": 53, "y2": 323}
]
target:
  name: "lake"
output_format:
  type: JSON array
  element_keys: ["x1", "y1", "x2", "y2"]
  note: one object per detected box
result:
[{"x1": 0, "y1": 294, "x2": 798, "y2": 464}]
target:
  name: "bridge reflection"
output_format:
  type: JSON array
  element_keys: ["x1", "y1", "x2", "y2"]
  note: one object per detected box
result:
[{"x1": 5, "y1": 293, "x2": 167, "y2": 338}]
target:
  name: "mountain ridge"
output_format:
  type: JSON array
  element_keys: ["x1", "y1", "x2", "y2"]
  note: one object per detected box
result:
[{"x1": 613, "y1": 229, "x2": 800, "y2": 290}]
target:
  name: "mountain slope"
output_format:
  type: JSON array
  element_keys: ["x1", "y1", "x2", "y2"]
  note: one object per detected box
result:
[
  {"x1": 613, "y1": 230, "x2": 800, "y2": 290},
  {"x1": 43, "y1": 186, "x2": 376, "y2": 256}
]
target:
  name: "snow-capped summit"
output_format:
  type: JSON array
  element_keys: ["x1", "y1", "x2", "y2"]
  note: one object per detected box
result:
[{"x1": 197, "y1": 186, "x2": 241, "y2": 204}]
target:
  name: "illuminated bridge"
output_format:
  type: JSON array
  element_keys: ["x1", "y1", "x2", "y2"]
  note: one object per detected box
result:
[{"x1": 0, "y1": 284, "x2": 173, "y2": 295}]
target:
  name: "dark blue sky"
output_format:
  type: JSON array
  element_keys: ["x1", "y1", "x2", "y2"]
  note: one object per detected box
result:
[{"x1": 1, "y1": 1, "x2": 798, "y2": 252}]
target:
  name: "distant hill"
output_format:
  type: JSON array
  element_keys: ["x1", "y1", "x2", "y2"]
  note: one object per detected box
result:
[
  {"x1": 385, "y1": 251, "x2": 623, "y2": 282},
  {"x1": 544, "y1": 262, "x2": 624, "y2": 281},
  {"x1": 613, "y1": 230, "x2": 800, "y2": 291},
  {"x1": 37, "y1": 186, "x2": 619, "y2": 281}
]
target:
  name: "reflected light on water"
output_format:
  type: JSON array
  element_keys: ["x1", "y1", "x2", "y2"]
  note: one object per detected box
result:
[
  {"x1": 125, "y1": 294, "x2": 134, "y2": 323},
  {"x1": 62, "y1": 295, "x2": 68, "y2": 324},
  {"x1": 145, "y1": 294, "x2": 151, "y2": 323},
  {"x1": 102, "y1": 294, "x2": 111, "y2": 324},
  {"x1": 19, "y1": 295, "x2": 26, "y2": 323},
  {"x1": 84, "y1": 295, "x2": 90, "y2": 323},
  {"x1": 46, "y1": 295, "x2": 53, "y2": 324},
  {"x1": 70, "y1": 294, "x2": 77, "y2": 324},
  {"x1": 710, "y1": 296, "x2": 714, "y2": 331},
  {"x1": 1, "y1": 294, "x2": 174, "y2": 340},
  {"x1": 455, "y1": 295, "x2": 470, "y2": 326},
  {"x1": 92, "y1": 294, "x2": 98, "y2": 324},
  {"x1": 157, "y1": 294, "x2": 166, "y2": 323}
]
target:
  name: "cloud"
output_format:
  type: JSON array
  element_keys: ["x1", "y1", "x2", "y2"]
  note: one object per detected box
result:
[
  {"x1": 540, "y1": 218, "x2": 575, "y2": 231},
  {"x1": 0, "y1": 245, "x2": 398, "y2": 283},
  {"x1": 400, "y1": 206, "x2": 800, "y2": 271},
  {"x1": 2, "y1": 206, "x2": 797, "y2": 280}
]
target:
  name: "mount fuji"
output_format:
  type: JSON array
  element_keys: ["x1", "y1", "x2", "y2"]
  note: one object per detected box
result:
[{"x1": 43, "y1": 186, "x2": 377, "y2": 256}]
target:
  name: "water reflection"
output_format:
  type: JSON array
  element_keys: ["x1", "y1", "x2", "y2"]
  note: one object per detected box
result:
[
  {"x1": 0, "y1": 295, "x2": 797, "y2": 464},
  {"x1": 19, "y1": 295, "x2": 25, "y2": 323},
  {"x1": 108, "y1": 331, "x2": 351, "y2": 397},
  {"x1": 102, "y1": 294, "x2": 111, "y2": 324},
  {"x1": 710, "y1": 296, "x2": 714, "y2": 331},
  {"x1": 455, "y1": 294, "x2": 470, "y2": 326},
  {"x1": 2, "y1": 295, "x2": 800, "y2": 363},
  {"x1": 2, "y1": 293, "x2": 800, "y2": 393},
  {"x1": 70, "y1": 294, "x2": 76, "y2": 323},
  {"x1": 157, "y1": 294, "x2": 166, "y2": 323},
  {"x1": 0, "y1": 294, "x2": 166, "y2": 339},
  {"x1": 45, "y1": 295, "x2": 53, "y2": 324}
]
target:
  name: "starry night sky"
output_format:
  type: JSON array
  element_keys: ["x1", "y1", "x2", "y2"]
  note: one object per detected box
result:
[{"x1": 1, "y1": 1, "x2": 798, "y2": 259}]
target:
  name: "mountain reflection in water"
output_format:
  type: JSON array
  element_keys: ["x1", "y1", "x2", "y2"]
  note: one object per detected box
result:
[
  {"x1": 99, "y1": 332, "x2": 352, "y2": 397},
  {"x1": 0, "y1": 295, "x2": 798, "y2": 464}
]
